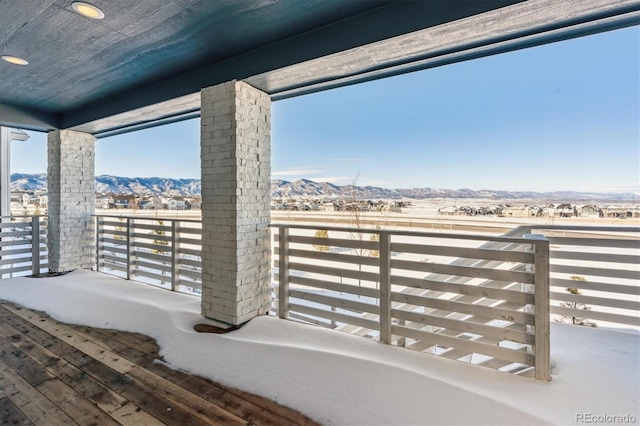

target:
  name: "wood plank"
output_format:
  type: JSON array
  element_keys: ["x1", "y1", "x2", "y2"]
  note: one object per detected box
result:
[
  {"x1": 0, "y1": 321, "x2": 160, "y2": 426},
  {"x1": 0, "y1": 337, "x2": 54, "y2": 387},
  {"x1": 77, "y1": 327, "x2": 311, "y2": 426},
  {"x1": 36, "y1": 378, "x2": 121, "y2": 426},
  {"x1": 127, "y1": 366, "x2": 248, "y2": 425},
  {"x1": 0, "y1": 391, "x2": 34, "y2": 426},
  {"x1": 0, "y1": 358, "x2": 76, "y2": 426},
  {"x1": 0, "y1": 305, "x2": 217, "y2": 426},
  {"x1": 2, "y1": 305, "x2": 137, "y2": 375},
  {"x1": 0, "y1": 303, "x2": 317, "y2": 426}
]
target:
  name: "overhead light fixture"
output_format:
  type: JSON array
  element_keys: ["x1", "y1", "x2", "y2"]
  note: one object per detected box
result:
[
  {"x1": 72, "y1": 2, "x2": 105, "y2": 19},
  {"x1": 1, "y1": 55, "x2": 28, "y2": 65}
]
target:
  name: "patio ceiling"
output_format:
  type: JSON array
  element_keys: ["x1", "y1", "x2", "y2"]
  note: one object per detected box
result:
[{"x1": 0, "y1": 0, "x2": 638, "y2": 137}]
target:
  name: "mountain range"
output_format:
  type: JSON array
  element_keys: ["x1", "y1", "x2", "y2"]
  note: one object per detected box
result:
[{"x1": 10, "y1": 173, "x2": 637, "y2": 201}]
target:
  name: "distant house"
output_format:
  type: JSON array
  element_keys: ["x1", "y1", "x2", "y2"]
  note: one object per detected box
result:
[
  {"x1": 110, "y1": 195, "x2": 137, "y2": 209},
  {"x1": 168, "y1": 197, "x2": 187, "y2": 210},
  {"x1": 579, "y1": 205, "x2": 602, "y2": 218},
  {"x1": 555, "y1": 204, "x2": 576, "y2": 218},
  {"x1": 504, "y1": 205, "x2": 531, "y2": 218},
  {"x1": 95, "y1": 196, "x2": 110, "y2": 209}
]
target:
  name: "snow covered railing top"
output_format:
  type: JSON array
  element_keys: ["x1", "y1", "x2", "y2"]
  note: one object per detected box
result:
[
  {"x1": 270, "y1": 223, "x2": 551, "y2": 381},
  {"x1": 0, "y1": 215, "x2": 48, "y2": 277}
]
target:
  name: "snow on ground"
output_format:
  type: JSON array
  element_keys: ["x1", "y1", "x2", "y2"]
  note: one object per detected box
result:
[{"x1": 1, "y1": 269, "x2": 638, "y2": 425}]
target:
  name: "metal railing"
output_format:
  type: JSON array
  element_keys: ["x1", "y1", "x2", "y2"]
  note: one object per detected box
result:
[
  {"x1": 91, "y1": 215, "x2": 638, "y2": 380},
  {"x1": 0, "y1": 215, "x2": 48, "y2": 277},
  {"x1": 95, "y1": 215, "x2": 202, "y2": 295},
  {"x1": 272, "y1": 224, "x2": 551, "y2": 380},
  {"x1": 514, "y1": 225, "x2": 640, "y2": 329}
]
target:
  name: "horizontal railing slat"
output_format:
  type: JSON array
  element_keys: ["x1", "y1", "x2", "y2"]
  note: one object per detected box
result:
[
  {"x1": 0, "y1": 256, "x2": 33, "y2": 266},
  {"x1": 391, "y1": 308, "x2": 535, "y2": 345},
  {"x1": 178, "y1": 279, "x2": 202, "y2": 290},
  {"x1": 391, "y1": 243, "x2": 534, "y2": 263},
  {"x1": 286, "y1": 248, "x2": 379, "y2": 267},
  {"x1": 287, "y1": 235, "x2": 378, "y2": 251},
  {"x1": 550, "y1": 264, "x2": 639, "y2": 280},
  {"x1": 548, "y1": 237, "x2": 640, "y2": 249},
  {"x1": 391, "y1": 324, "x2": 535, "y2": 365},
  {"x1": 134, "y1": 269, "x2": 172, "y2": 283},
  {"x1": 133, "y1": 232, "x2": 172, "y2": 242},
  {"x1": 391, "y1": 291, "x2": 534, "y2": 326},
  {"x1": 289, "y1": 262, "x2": 379, "y2": 283},
  {"x1": 289, "y1": 303, "x2": 379, "y2": 331},
  {"x1": 178, "y1": 268, "x2": 202, "y2": 281},
  {"x1": 289, "y1": 275, "x2": 380, "y2": 299},
  {"x1": 133, "y1": 259, "x2": 172, "y2": 274},
  {"x1": 551, "y1": 306, "x2": 640, "y2": 327},
  {"x1": 550, "y1": 250, "x2": 640, "y2": 264},
  {"x1": 101, "y1": 262, "x2": 127, "y2": 273},
  {"x1": 391, "y1": 275, "x2": 534, "y2": 305},
  {"x1": 392, "y1": 259, "x2": 534, "y2": 284},
  {"x1": 550, "y1": 278, "x2": 640, "y2": 296},
  {"x1": 289, "y1": 289, "x2": 380, "y2": 315},
  {"x1": 98, "y1": 245, "x2": 127, "y2": 255},
  {"x1": 550, "y1": 292, "x2": 640, "y2": 311}
]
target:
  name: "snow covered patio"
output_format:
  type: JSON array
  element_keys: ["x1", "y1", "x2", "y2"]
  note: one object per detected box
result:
[{"x1": 1, "y1": 270, "x2": 638, "y2": 425}]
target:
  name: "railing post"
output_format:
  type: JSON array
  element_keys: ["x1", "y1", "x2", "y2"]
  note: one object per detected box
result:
[
  {"x1": 31, "y1": 216, "x2": 40, "y2": 275},
  {"x1": 171, "y1": 220, "x2": 178, "y2": 291},
  {"x1": 379, "y1": 231, "x2": 391, "y2": 344},
  {"x1": 278, "y1": 227, "x2": 289, "y2": 319},
  {"x1": 96, "y1": 216, "x2": 101, "y2": 271},
  {"x1": 126, "y1": 218, "x2": 134, "y2": 280},
  {"x1": 528, "y1": 234, "x2": 551, "y2": 381}
]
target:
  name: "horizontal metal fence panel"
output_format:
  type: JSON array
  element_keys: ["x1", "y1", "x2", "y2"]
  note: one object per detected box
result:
[
  {"x1": 392, "y1": 324, "x2": 535, "y2": 366},
  {"x1": 391, "y1": 242, "x2": 534, "y2": 263},
  {"x1": 392, "y1": 259, "x2": 535, "y2": 284},
  {"x1": 391, "y1": 275, "x2": 535, "y2": 304}
]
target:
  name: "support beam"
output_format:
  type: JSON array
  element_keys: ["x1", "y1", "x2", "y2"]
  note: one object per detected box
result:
[
  {"x1": 200, "y1": 81, "x2": 271, "y2": 325},
  {"x1": 47, "y1": 130, "x2": 95, "y2": 272}
]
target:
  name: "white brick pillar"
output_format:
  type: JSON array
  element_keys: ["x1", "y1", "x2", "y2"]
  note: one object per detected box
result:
[
  {"x1": 47, "y1": 130, "x2": 95, "y2": 272},
  {"x1": 200, "y1": 80, "x2": 271, "y2": 325}
]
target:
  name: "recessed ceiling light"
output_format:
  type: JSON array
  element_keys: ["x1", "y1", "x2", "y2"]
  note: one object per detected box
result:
[
  {"x1": 1, "y1": 55, "x2": 28, "y2": 66},
  {"x1": 72, "y1": 2, "x2": 105, "y2": 19}
]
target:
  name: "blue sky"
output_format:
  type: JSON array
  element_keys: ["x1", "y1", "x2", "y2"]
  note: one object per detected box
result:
[{"x1": 13, "y1": 26, "x2": 640, "y2": 193}]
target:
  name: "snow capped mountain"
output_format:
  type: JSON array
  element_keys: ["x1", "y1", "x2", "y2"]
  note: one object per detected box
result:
[
  {"x1": 9, "y1": 173, "x2": 47, "y2": 192},
  {"x1": 94, "y1": 176, "x2": 201, "y2": 196},
  {"x1": 10, "y1": 174, "x2": 636, "y2": 201}
]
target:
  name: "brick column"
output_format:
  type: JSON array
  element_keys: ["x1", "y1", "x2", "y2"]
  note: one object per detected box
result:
[
  {"x1": 47, "y1": 130, "x2": 95, "y2": 272},
  {"x1": 200, "y1": 80, "x2": 271, "y2": 325}
]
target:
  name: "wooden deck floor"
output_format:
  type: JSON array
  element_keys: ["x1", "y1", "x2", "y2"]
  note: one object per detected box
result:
[{"x1": 0, "y1": 301, "x2": 318, "y2": 426}]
